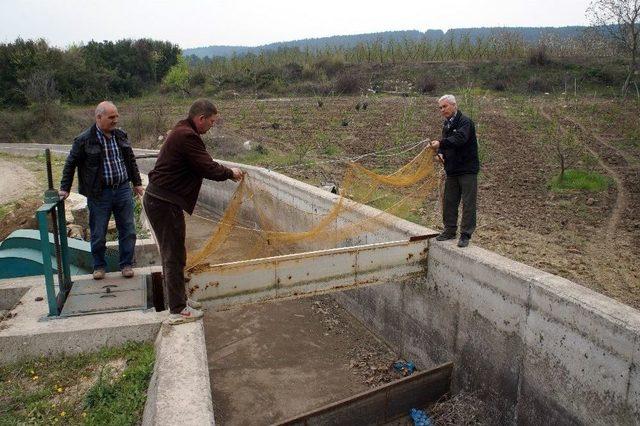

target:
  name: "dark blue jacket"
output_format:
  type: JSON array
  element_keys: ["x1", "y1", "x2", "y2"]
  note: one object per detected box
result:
[
  {"x1": 60, "y1": 124, "x2": 142, "y2": 198},
  {"x1": 438, "y1": 110, "x2": 479, "y2": 176}
]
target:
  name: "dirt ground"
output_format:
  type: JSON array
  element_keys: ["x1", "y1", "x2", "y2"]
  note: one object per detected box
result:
[
  {"x1": 0, "y1": 158, "x2": 36, "y2": 204},
  {"x1": 204, "y1": 294, "x2": 407, "y2": 425},
  {"x1": 469, "y1": 97, "x2": 640, "y2": 308},
  {"x1": 208, "y1": 95, "x2": 639, "y2": 309},
  {"x1": 0, "y1": 156, "x2": 41, "y2": 240}
]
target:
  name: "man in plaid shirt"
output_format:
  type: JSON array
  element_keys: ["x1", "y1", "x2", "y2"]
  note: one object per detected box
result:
[{"x1": 60, "y1": 101, "x2": 144, "y2": 280}]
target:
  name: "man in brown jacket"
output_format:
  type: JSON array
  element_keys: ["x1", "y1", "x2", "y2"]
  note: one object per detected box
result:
[{"x1": 143, "y1": 99, "x2": 243, "y2": 324}]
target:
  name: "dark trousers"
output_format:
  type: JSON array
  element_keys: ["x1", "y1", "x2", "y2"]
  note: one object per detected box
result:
[
  {"x1": 443, "y1": 173, "x2": 477, "y2": 237},
  {"x1": 143, "y1": 193, "x2": 187, "y2": 314},
  {"x1": 87, "y1": 183, "x2": 136, "y2": 270}
]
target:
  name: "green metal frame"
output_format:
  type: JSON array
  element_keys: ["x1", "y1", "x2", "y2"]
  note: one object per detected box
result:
[{"x1": 36, "y1": 200, "x2": 72, "y2": 316}]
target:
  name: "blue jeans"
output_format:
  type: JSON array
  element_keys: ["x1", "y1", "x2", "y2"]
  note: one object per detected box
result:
[{"x1": 87, "y1": 183, "x2": 136, "y2": 270}]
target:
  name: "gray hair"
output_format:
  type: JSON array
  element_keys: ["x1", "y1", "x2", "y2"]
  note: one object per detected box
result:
[
  {"x1": 188, "y1": 99, "x2": 218, "y2": 119},
  {"x1": 438, "y1": 94, "x2": 457, "y2": 105},
  {"x1": 95, "y1": 101, "x2": 116, "y2": 116}
]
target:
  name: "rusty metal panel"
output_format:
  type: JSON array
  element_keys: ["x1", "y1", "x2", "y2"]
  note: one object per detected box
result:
[
  {"x1": 190, "y1": 261, "x2": 277, "y2": 301},
  {"x1": 356, "y1": 238, "x2": 428, "y2": 281},
  {"x1": 275, "y1": 249, "x2": 357, "y2": 291},
  {"x1": 190, "y1": 238, "x2": 431, "y2": 306}
]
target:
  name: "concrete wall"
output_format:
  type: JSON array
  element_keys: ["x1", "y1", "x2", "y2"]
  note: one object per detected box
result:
[
  {"x1": 335, "y1": 243, "x2": 640, "y2": 425},
  {"x1": 183, "y1": 161, "x2": 640, "y2": 425}
]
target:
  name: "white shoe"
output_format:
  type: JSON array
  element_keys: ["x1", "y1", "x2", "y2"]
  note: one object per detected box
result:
[
  {"x1": 187, "y1": 298, "x2": 202, "y2": 309},
  {"x1": 167, "y1": 306, "x2": 203, "y2": 325}
]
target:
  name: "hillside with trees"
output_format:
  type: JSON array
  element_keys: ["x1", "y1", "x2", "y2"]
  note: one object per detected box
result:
[{"x1": 183, "y1": 26, "x2": 590, "y2": 59}]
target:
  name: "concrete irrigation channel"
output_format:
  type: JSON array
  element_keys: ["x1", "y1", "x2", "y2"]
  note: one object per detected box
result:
[{"x1": 0, "y1": 143, "x2": 639, "y2": 425}]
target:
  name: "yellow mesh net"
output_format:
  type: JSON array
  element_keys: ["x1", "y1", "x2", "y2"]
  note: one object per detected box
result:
[{"x1": 185, "y1": 145, "x2": 441, "y2": 271}]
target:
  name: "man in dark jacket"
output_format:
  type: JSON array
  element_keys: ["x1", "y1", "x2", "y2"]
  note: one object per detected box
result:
[
  {"x1": 429, "y1": 94, "x2": 479, "y2": 248},
  {"x1": 143, "y1": 99, "x2": 243, "y2": 325},
  {"x1": 59, "y1": 101, "x2": 144, "y2": 279}
]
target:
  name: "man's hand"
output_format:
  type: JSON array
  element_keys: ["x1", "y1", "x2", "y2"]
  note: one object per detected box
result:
[
  {"x1": 429, "y1": 140, "x2": 440, "y2": 150},
  {"x1": 58, "y1": 190, "x2": 69, "y2": 200},
  {"x1": 133, "y1": 186, "x2": 145, "y2": 197},
  {"x1": 230, "y1": 167, "x2": 244, "y2": 182}
]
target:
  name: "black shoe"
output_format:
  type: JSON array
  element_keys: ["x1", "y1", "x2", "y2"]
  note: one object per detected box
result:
[
  {"x1": 436, "y1": 232, "x2": 456, "y2": 241},
  {"x1": 457, "y1": 234, "x2": 470, "y2": 248}
]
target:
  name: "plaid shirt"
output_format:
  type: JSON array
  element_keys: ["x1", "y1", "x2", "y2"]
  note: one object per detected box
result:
[{"x1": 96, "y1": 127, "x2": 128, "y2": 186}]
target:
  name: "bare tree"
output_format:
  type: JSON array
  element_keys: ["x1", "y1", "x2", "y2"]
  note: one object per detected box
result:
[
  {"x1": 23, "y1": 71, "x2": 59, "y2": 124},
  {"x1": 587, "y1": 0, "x2": 640, "y2": 95}
]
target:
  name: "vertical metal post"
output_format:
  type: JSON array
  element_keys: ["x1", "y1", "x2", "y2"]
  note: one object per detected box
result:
[
  {"x1": 37, "y1": 209, "x2": 58, "y2": 316},
  {"x1": 45, "y1": 149, "x2": 54, "y2": 190},
  {"x1": 56, "y1": 200, "x2": 72, "y2": 295},
  {"x1": 45, "y1": 149, "x2": 65, "y2": 300}
]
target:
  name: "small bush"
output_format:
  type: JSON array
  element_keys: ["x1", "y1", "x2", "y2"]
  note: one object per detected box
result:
[
  {"x1": 188, "y1": 70, "x2": 207, "y2": 87},
  {"x1": 322, "y1": 143, "x2": 339, "y2": 156},
  {"x1": 527, "y1": 76, "x2": 550, "y2": 93},
  {"x1": 334, "y1": 73, "x2": 361, "y2": 94},
  {"x1": 282, "y1": 62, "x2": 303, "y2": 81},
  {"x1": 162, "y1": 57, "x2": 190, "y2": 94},
  {"x1": 584, "y1": 67, "x2": 615, "y2": 84},
  {"x1": 255, "y1": 68, "x2": 279, "y2": 90},
  {"x1": 529, "y1": 45, "x2": 551, "y2": 66},
  {"x1": 301, "y1": 63, "x2": 322, "y2": 80},
  {"x1": 417, "y1": 75, "x2": 438, "y2": 94},
  {"x1": 490, "y1": 80, "x2": 507, "y2": 91},
  {"x1": 315, "y1": 58, "x2": 345, "y2": 78},
  {"x1": 219, "y1": 71, "x2": 254, "y2": 89}
]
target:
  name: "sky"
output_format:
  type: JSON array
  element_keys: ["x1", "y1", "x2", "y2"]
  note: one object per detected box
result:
[{"x1": 0, "y1": 0, "x2": 594, "y2": 49}]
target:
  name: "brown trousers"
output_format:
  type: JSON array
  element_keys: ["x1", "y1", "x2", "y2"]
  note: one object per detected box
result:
[{"x1": 143, "y1": 193, "x2": 187, "y2": 314}]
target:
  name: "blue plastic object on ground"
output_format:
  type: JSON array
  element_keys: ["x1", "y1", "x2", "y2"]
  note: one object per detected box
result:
[
  {"x1": 410, "y1": 408, "x2": 433, "y2": 426},
  {"x1": 393, "y1": 360, "x2": 416, "y2": 375}
]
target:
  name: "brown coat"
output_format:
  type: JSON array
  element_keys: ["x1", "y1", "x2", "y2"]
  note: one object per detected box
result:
[{"x1": 147, "y1": 118, "x2": 233, "y2": 214}]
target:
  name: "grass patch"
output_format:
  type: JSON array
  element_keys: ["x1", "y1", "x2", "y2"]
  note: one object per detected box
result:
[
  {"x1": 549, "y1": 169, "x2": 610, "y2": 192},
  {"x1": 237, "y1": 149, "x2": 294, "y2": 168},
  {"x1": 0, "y1": 341, "x2": 154, "y2": 425}
]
